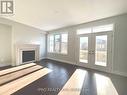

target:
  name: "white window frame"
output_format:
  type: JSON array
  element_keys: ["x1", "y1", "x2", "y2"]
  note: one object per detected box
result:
[
  {"x1": 77, "y1": 24, "x2": 114, "y2": 35},
  {"x1": 54, "y1": 34, "x2": 61, "y2": 52},
  {"x1": 48, "y1": 32, "x2": 68, "y2": 55},
  {"x1": 76, "y1": 24, "x2": 114, "y2": 72},
  {"x1": 48, "y1": 34, "x2": 54, "y2": 53}
]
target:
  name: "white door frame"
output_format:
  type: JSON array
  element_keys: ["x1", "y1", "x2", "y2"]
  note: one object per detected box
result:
[
  {"x1": 76, "y1": 33, "x2": 92, "y2": 68},
  {"x1": 92, "y1": 32, "x2": 113, "y2": 72},
  {"x1": 76, "y1": 31, "x2": 113, "y2": 72}
]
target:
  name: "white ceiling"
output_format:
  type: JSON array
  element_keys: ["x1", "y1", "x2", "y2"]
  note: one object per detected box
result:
[{"x1": 1, "y1": 0, "x2": 127, "y2": 31}]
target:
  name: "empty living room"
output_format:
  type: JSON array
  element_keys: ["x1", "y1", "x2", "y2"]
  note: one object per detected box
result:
[{"x1": 0, "y1": 0, "x2": 127, "y2": 95}]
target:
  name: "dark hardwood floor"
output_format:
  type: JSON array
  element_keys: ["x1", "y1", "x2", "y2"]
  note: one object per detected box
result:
[
  {"x1": 0, "y1": 59, "x2": 127, "y2": 95},
  {"x1": 0, "y1": 65, "x2": 12, "y2": 71}
]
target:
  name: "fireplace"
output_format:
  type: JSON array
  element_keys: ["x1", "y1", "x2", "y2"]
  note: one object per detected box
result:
[
  {"x1": 15, "y1": 44, "x2": 40, "y2": 65},
  {"x1": 22, "y1": 50, "x2": 35, "y2": 63}
]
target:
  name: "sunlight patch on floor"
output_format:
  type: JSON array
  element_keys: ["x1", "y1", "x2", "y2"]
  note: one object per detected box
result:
[
  {"x1": 58, "y1": 69, "x2": 86, "y2": 95},
  {"x1": 0, "y1": 68, "x2": 52, "y2": 95},
  {"x1": 0, "y1": 63, "x2": 36, "y2": 76},
  {"x1": 0, "y1": 65, "x2": 43, "y2": 85},
  {"x1": 95, "y1": 74, "x2": 119, "y2": 95}
]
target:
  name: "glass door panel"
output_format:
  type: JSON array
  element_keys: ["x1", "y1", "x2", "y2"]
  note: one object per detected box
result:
[
  {"x1": 79, "y1": 37, "x2": 88, "y2": 63},
  {"x1": 95, "y1": 35, "x2": 107, "y2": 66},
  {"x1": 78, "y1": 32, "x2": 112, "y2": 72}
]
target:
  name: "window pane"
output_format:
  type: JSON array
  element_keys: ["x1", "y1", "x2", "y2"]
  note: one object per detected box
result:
[
  {"x1": 49, "y1": 35, "x2": 54, "y2": 52},
  {"x1": 61, "y1": 33, "x2": 68, "y2": 54},
  {"x1": 55, "y1": 35, "x2": 60, "y2": 52},
  {"x1": 79, "y1": 37, "x2": 88, "y2": 63},
  {"x1": 95, "y1": 35, "x2": 107, "y2": 66},
  {"x1": 77, "y1": 28, "x2": 92, "y2": 35},
  {"x1": 93, "y1": 24, "x2": 113, "y2": 33}
]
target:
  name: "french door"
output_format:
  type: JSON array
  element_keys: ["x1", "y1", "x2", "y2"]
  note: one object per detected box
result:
[{"x1": 77, "y1": 32, "x2": 113, "y2": 72}]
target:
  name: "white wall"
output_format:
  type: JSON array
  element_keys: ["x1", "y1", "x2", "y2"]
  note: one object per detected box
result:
[
  {"x1": 11, "y1": 23, "x2": 46, "y2": 65},
  {"x1": 47, "y1": 28, "x2": 77, "y2": 64},
  {"x1": 0, "y1": 24, "x2": 12, "y2": 66},
  {"x1": 0, "y1": 17, "x2": 46, "y2": 66},
  {"x1": 47, "y1": 14, "x2": 127, "y2": 76}
]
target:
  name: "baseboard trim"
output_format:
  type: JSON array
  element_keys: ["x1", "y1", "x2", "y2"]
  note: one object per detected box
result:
[
  {"x1": 0, "y1": 63, "x2": 11, "y2": 67},
  {"x1": 112, "y1": 71, "x2": 127, "y2": 77},
  {"x1": 44, "y1": 57, "x2": 127, "y2": 77},
  {"x1": 46, "y1": 57, "x2": 76, "y2": 65},
  {"x1": 40, "y1": 57, "x2": 47, "y2": 60}
]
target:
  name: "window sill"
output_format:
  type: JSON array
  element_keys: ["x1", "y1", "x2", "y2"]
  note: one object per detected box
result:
[{"x1": 47, "y1": 52, "x2": 68, "y2": 55}]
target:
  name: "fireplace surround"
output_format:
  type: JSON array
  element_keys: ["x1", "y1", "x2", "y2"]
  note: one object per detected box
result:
[{"x1": 15, "y1": 44, "x2": 40, "y2": 65}]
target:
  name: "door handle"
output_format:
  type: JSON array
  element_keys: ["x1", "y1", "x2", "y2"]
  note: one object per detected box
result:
[
  {"x1": 88, "y1": 51, "x2": 91, "y2": 54},
  {"x1": 88, "y1": 51, "x2": 95, "y2": 54},
  {"x1": 91, "y1": 51, "x2": 95, "y2": 54}
]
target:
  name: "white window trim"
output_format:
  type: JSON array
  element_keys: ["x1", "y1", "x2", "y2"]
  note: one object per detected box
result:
[
  {"x1": 77, "y1": 24, "x2": 114, "y2": 35},
  {"x1": 48, "y1": 32, "x2": 68, "y2": 55}
]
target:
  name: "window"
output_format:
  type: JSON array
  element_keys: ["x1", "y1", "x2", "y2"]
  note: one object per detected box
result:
[
  {"x1": 77, "y1": 28, "x2": 91, "y2": 35},
  {"x1": 93, "y1": 24, "x2": 114, "y2": 33},
  {"x1": 61, "y1": 33, "x2": 68, "y2": 54},
  {"x1": 48, "y1": 35, "x2": 54, "y2": 52},
  {"x1": 77, "y1": 24, "x2": 114, "y2": 35},
  {"x1": 54, "y1": 35, "x2": 60, "y2": 52},
  {"x1": 48, "y1": 33, "x2": 68, "y2": 54}
]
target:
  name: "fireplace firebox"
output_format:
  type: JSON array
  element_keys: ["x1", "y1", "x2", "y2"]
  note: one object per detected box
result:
[{"x1": 22, "y1": 50, "x2": 35, "y2": 63}]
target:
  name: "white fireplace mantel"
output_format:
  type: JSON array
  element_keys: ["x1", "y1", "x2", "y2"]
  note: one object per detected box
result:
[{"x1": 15, "y1": 44, "x2": 40, "y2": 65}]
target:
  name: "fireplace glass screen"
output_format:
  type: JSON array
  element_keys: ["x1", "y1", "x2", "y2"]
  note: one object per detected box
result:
[{"x1": 22, "y1": 50, "x2": 35, "y2": 63}]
